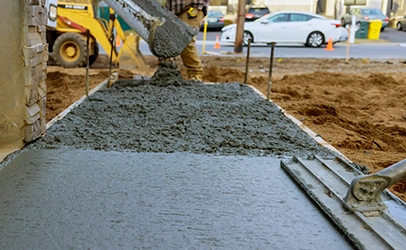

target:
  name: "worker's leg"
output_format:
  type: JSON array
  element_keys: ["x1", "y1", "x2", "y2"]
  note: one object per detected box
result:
[{"x1": 177, "y1": 10, "x2": 204, "y2": 81}]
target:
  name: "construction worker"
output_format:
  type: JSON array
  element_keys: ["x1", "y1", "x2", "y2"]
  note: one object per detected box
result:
[{"x1": 166, "y1": 0, "x2": 209, "y2": 81}]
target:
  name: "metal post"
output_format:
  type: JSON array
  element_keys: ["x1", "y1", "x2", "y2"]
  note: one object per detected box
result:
[
  {"x1": 243, "y1": 38, "x2": 252, "y2": 84},
  {"x1": 346, "y1": 26, "x2": 350, "y2": 63},
  {"x1": 108, "y1": 33, "x2": 114, "y2": 88},
  {"x1": 202, "y1": 20, "x2": 208, "y2": 54},
  {"x1": 267, "y1": 42, "x2": 276, "y2": 101},
  {"x1": 86, "y1": 30, "x2": 90, "y2": 97}
]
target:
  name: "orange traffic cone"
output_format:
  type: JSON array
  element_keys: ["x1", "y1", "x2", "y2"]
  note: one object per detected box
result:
[
  {"x1": 214, "y1": 35, "x2": 221, "y2": 49},
  {"x1": 325, "y1": 38, "x2": 334, "y2": 51},
  {"x1": 115, "y1": 37, "x2": 122, "y2": 48}
]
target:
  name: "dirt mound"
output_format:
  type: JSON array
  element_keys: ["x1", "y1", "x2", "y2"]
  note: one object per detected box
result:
[
  {"x1": 46, "y1": 68, "x2": 136, "y2": 121},
  {"x1": 202, "y1": 66, "x2": 246, "y2": 83},
  {"x1": 266, "y1": 71, "x2": 406, "y2": 199}
]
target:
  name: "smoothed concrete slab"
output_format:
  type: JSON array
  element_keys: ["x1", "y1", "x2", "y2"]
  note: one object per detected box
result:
[{"x1": 0, "y1": 149, "x2": 352, "y2": 249}]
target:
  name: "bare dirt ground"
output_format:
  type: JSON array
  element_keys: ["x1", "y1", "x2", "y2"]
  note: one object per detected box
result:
[{"x1": 47, "y1": 54, "x2": 406, "y2": 201}]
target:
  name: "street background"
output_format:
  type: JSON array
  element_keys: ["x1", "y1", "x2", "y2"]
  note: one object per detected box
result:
[{"x1": 135, "y1": 27, "x2": 406, "y2": 59}]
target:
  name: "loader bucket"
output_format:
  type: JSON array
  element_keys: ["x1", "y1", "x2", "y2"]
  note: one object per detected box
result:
[{"x1": 103, "y1": 0, "x2": 198, "y2": 58}]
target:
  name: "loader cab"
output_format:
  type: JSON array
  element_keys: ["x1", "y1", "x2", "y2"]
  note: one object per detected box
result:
[
  {"x1": 45, "y1": 0, "x2": 58, "y2": 54},
  {"x1": 46, "y1": 0, "x2": 58, "y2": 29}
]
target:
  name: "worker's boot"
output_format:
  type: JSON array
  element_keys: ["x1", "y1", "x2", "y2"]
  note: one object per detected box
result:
[{"x1": 189, "y1": 74, "x2": 203, "y2": 82}]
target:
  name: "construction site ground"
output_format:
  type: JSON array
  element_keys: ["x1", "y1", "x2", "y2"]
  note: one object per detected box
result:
[
  {"x1": 46, "y1": 54, "x2": 406, "y2": 202},
  {"x1": 2, "y1": 54, "x2": 406, "y2": 248}
]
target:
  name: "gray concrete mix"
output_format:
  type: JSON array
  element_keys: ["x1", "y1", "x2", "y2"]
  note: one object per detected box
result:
[
  {"x1": 28, "y1": 63, "x2": 337, "y2": 158},
  {"x1": 0, "y1": 65, "x2": 357, "y2": 249}
]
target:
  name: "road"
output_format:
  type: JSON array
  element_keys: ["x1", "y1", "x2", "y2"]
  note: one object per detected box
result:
[
  {"x1": 138, "y1": 27, "x2": 406, "y2": 59},
  {"x1": 198, "y1": 27, "x2": 406, "y2": 44},
  {"x1": 380, "y1": 27, "x2": 406, "y2": 42}
]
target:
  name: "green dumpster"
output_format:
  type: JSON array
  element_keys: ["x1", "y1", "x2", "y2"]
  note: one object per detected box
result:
[
  {"x1": 98, "y1": 6, "x2": 132, "y2": 31},
  {"x1": 355, "y1": 21, "x2": 370, "y2": 39}
]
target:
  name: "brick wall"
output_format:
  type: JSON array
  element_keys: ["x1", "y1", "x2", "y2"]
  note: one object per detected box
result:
[{"x1": 23, "y1": 0, "x2": 48, "y2": 142}]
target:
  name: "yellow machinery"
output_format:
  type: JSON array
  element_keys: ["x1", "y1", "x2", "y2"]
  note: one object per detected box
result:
[{"x1": 47, "y1": 0, "x2": 146, "y2": 68}]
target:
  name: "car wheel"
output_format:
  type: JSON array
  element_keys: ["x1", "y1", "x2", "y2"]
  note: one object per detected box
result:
[
  {"x1": 243, "y1": 31, "x2": 253, "y2": 46},
  {"x1": 381, "y1": 27, "x2": 385, "y2": 32},
  {"x1": 306, "y1": 31, "x2": 324, "y2": 48},
  {"x1": 397, "y1": 22, "x2": 403, "y2": 31}
]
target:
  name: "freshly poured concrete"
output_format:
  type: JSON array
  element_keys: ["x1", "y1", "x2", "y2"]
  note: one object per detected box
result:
[
  {"x1": 0, "y1": 68, "x2": 360, "y2": 248},
  {"x1": 0, "y1": 149, "x2": 352, "y2": 249},
  {"x1": 31, "y1": 79, "x2": 338, "y2": 158}
]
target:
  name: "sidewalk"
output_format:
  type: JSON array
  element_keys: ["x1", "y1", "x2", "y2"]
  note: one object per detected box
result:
[{"x1": 0, "y1": 149, "x2": 351, "y2": 249}]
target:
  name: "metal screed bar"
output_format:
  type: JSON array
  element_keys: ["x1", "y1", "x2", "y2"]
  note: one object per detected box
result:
[{"x1": 281, "y1": 156, "x2": 406, "y2": 250}]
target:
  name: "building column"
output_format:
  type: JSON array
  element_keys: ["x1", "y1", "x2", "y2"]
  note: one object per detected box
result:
[{"x1": 0, "y1": 0, "x2": 48, "y2": 162}]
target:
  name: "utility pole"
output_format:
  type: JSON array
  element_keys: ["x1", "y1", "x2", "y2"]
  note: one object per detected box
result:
[{"x1": 234, "y1": 0, "x2": 246, "y2": 53}]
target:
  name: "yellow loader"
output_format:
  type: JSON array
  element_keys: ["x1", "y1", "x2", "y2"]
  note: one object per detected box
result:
[
  {"x1": 46, "y1": 0, "x2": 198, "y2": 68},
  {"x1": 46, "y1": 0, "x2": 145, "y2": 68}
]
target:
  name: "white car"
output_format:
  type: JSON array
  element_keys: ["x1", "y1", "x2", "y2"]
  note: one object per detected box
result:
[{"x1": 221, "y1": 11, "x2": 347, "y2": 47}]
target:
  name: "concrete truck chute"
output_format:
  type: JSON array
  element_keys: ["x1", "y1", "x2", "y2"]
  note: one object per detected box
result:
[{"x1": 102, "y1": 0, "x2": 198, "y2": 58}]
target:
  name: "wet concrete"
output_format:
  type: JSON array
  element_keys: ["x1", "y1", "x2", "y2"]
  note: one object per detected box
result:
[
  {"x1": 0, "y1": 149, "x2": 352, "y2": 249},
  {"x1": 0, "y1": 65, "x2": 357, "y2": 248},
  {"x1": 29, "y1": 71, "x2": 336, "y2": 158}
]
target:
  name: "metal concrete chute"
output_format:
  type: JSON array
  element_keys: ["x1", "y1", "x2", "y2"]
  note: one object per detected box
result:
[{"x1": 103, "y1": 0, "x2": 199, "y2": 58}]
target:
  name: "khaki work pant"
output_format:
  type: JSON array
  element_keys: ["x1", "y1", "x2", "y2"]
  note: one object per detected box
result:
[{"x1": 177, "y1": 10, "x2": 204, "y2": 81}]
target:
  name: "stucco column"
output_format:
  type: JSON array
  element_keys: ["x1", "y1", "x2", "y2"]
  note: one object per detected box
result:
[
  {"x1": 0, "y1": 0, "x2": 47, "y2": 161},
  {"x1": 0, "y1": 1, "x2": 25, "y2": 160}
]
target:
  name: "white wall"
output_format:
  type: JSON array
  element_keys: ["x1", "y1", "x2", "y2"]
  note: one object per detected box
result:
[{"x1": 367, "y1": 0, "x2": 383, "y2": 8}]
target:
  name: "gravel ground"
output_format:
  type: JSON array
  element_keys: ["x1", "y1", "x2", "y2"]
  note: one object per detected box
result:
[{"x1": 26, "y1": 64, "x2": 338, "y2": 159}]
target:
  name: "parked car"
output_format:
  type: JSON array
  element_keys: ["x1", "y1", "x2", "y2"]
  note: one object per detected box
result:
[
  {"x1": 396, "y1": 17, "x2": 406, "y2": 31},
  {"x1": 221, "y1": 11, "x2": 347, "y2": 48},
  {"x1": 245, "y1": 6, "x2": 270, "y2": 21},
  {"x1": 201, "y1": 10, "x2": 224, "y2": 30},
  {"x1": 341, "y1": 8, "x2": 389, "y2": 31}
]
